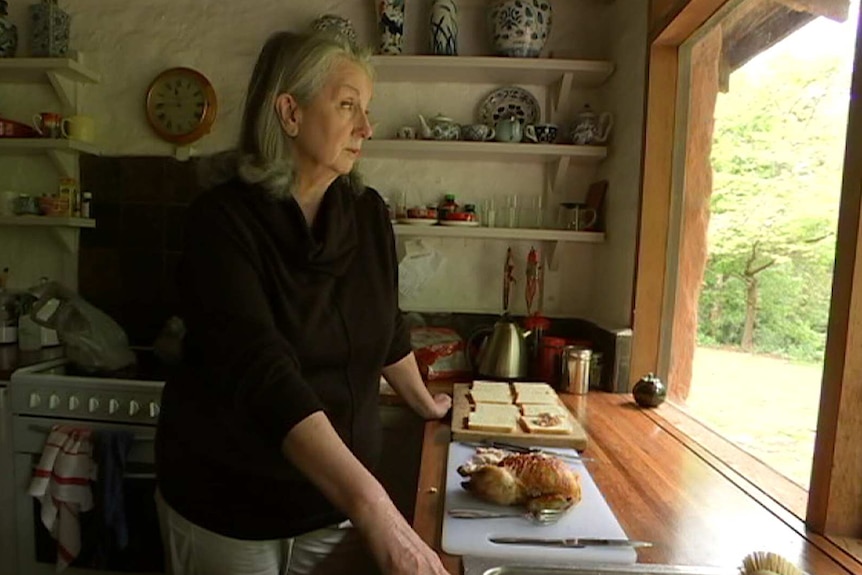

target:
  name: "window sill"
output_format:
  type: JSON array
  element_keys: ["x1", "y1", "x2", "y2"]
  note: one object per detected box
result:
[{"x1": 645, "y1": 401, "x2": 862, "y2": 571}]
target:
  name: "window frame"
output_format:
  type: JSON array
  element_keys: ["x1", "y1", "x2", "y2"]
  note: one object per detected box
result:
[{"x1": 636, "y1": 0, "x2": 862, "y2": 543}]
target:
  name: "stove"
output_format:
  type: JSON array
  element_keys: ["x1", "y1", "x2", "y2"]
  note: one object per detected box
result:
[
  {"x1": 8, "y1": 350, "x2": 167, "y2": 574},
  {"x1": 9, "y1": 350, "x2": 166, "y2": 425}
]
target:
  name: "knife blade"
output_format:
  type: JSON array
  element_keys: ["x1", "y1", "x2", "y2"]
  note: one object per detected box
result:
[
  {"x1": 476, "y1": 440, "x2": 594, "y2": 462},
  {"x1": 489, "y1": 536, "x2": 653, "y2": 548}
]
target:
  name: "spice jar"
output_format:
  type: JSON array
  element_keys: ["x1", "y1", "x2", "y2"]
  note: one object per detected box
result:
[{"x1": 438, "y1": 193, "x2": 458, "y2": 221}]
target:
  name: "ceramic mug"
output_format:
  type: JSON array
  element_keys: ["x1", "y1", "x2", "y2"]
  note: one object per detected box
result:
[
  {"x1": 61, "y1": 115, "x2": 95, "y2": 143},
  {"x1": 494, "y1": 116, "x2": 523, "y2": 143},
  {"x1": 396, "y1": 126, "x2": 416, "y2": 139},
  {"x1": 560, "y1": 202, "x2": 598, "y2": 231},
  {"x1": 525, "y1": 123, "x2": 559, "y2": 144},
  {"x1": 462, "y1": 124, "x2": 495, "y2": 142},
  {"x1": 32, "y1": 112, "x2": 62, "y2": 138}
]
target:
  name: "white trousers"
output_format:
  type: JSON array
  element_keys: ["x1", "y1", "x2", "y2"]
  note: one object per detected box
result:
[{"x1": 155, "y1": 490, "x2": 380, "y2": 575}]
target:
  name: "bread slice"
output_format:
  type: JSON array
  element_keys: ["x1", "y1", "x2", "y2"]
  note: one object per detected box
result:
[
  {"x1": 473, "y1": 403, "x2": 520, "y2": 418},
  {"x1": 514, "y1": 389, "x2": 560, "y2": 405},
  {"x1": 467, "y1": 405, "x2": 519, "y2": 433},
  {"x1": 520, "y1": 403, "x2": 570, "y2": 418},
  {"x1": 520, "y1": 412, "x2": 573, "y2": 435},
  {"x1": 469, "y1": 381, "x2": 513, "y2": 404},
  {"x1": 512, "y1": 382, "x2": 555, "y2": 395}
]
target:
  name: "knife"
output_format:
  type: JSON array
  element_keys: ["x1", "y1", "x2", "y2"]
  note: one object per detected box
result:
[
  {"x1": 489, "y1": 536, "x2": 653, "y2": 548},
  {"x1": 475, "y1": 440, "x2": 594, "y2": 462}
]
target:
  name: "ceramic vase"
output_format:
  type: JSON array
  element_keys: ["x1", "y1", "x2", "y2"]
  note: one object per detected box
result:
[
  {"x1": 29, "y1": 0, "x2": 69, "y2": 57},
  {"x1": 377, "y1": 0, "x2": 405, "y2": 55},
  {"x1": 0, "y1": 0, "x2": 18, "y2": 57},
  {"x1": 430, "y1": 0, "x2": 457, "y2": 55},
  {"x1": 487, "y1": 0, "x2": 552, "y2": 58},
  {"x1": 311, "y1": 14, "x2": 358, "y2": 51}
]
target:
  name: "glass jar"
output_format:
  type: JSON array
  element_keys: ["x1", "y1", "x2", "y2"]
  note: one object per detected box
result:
[{"x1": 438, "y1": 194, "x2": 458, "y2": 221}]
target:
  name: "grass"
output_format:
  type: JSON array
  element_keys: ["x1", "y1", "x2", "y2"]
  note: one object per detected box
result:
[{"x1": 685, "y1": 346, "x2": 822, "y2": 489}]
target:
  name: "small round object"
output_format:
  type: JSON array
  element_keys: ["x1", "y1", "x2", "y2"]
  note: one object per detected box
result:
[
  {"x1": 145, "y1": 67, "x2": 218, "y2": 145},
  {"x1": 633, "y1": 373, "x2": 667, "y2": 408}
]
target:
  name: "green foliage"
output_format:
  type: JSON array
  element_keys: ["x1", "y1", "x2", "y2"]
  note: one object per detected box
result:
[{"x1": 696, "y1": 38, "x2": 846, "y2": 361}]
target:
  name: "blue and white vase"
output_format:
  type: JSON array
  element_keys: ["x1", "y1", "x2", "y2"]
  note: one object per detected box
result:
[
  {"x1": 0, "y1": 0, "x2": 18, "y2": 57},
  {"x1": 29, "y1": 0, "x2": 69, "y2": 57},
  {"x1": 488, "y1": 0, "x2": 552, "y2": 58},
  {"x1": 377, "y1": 0, "x2": 405, "y2": 55},
  {"x1": 430, "y1": 0, "x2": 457, "y2": 56}
]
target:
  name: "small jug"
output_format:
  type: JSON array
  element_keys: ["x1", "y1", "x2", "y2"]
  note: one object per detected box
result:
[
  {"x1": 494, "y1": 115, "x2": 523, "y2": 143},
  {"x1": 569, "y1": 104, "x2": 613, "y2": 145},
  {"x1": 559, "y1": 202, "x2": 597, "y2": 231}
]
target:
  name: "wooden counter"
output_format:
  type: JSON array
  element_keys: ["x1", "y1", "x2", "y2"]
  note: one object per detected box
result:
[{"x1": 412, "y1": 391, "x2": 862, "y2": 575}]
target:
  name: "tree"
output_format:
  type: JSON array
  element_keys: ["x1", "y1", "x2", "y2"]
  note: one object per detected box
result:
[{"x1": 700, "y1": 45, "x2": 846, "y2": 360}]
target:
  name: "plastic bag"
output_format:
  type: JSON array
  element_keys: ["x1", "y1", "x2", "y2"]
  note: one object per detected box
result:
[
  {"x1": 410, "y1": 326, "x2": 471, "y2": 381},
  {"x1": 29, "y1": 281, "x2": 135, "y2": 373}
]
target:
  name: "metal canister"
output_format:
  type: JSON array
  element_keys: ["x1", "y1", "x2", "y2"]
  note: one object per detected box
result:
[{"x1": 561, "y1": 346, "x2": 592, "y2": 395}]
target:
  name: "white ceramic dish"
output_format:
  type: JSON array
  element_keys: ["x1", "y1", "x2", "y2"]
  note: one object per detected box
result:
[
  {"x1": 399, "y1": 218, "x2": 439, "y2": 226},
  {"x1": 441, "y1": 220, "x2": 480, "y2": 227},
  {"x1": 478, "y1": 86, "x2": 541, "y2": 126}
]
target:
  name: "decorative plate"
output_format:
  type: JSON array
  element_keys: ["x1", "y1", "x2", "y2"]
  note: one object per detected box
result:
[
  {"x1": 440, "y1": 220, "x2": 480, "y2": 227},
  {"x1": 398, "y1": 218, "x2": 439, "y2": 226},
  {"x1": 478, "y1": 86, "x2": 541, "y2": 126}
]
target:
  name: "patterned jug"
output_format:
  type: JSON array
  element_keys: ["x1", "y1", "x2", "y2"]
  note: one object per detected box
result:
[
  {"x1": 29, "y1": 0, "x2": 69, "y2": 57},
  {"x1": 487, "y1": 0, "x2": 552, "y2": 58},
  {"x1": 430, "y1": 0, "x2": 458, "y2": 55},
  {"x1": 0, "y1": 0, "x2": 18, "y2": 57}
]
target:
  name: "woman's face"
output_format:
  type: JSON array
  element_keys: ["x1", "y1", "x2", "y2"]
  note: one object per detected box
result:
[{"x1": 290, "y1": 59, "x2": 373, "y2": 185}]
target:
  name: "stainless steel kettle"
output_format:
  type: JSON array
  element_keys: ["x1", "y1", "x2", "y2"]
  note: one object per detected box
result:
[{"x1": 468, "y1": 315, "x2": 532, "y2": 379}]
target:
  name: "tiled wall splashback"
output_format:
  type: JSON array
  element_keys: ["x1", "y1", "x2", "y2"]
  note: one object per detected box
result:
[{"x1": 79, "y1": 156, "x2": 202, "y2": 346}]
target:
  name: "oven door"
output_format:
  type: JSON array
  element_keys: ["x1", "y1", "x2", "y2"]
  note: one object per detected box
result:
[
  {"x1": 13, "y1": 416, "x2": 164, "y2": 575},
  {"x1": 0, "y1": 386, "x2": 18, "y2": 574}
]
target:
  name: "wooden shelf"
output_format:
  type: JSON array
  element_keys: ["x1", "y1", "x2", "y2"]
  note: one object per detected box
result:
[
  {"x1": 0, "y1": 138, "x2": 98, "y2": 155},
  {"x1": 0, "y1": 53, "x2": 100, "y2": 84},
  {"x1": 392, "y1": 224, "x2": 604, "y2": 243},
  {"x1": 363, "y1": 140, "x2": 606, "y2": 163},
  {"x1": 0, "y1": 215, "x2": 95, "y2": 228},
  {"x1": 371, "y1": 55, "x2": 614, "y2": 87}
]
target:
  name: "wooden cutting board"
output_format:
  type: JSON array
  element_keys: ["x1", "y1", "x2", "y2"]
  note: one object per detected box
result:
[{"x1": 450, "y1": 383, "x2": 588, "y2": 450}]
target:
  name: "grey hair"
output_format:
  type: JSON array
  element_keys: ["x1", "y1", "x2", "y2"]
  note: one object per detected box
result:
[{"x1": 210, "y1": 31, "x2": 374, "y2": 199}]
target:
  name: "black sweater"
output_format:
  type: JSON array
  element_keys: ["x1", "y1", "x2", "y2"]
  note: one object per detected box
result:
[{"x1": 155, "y1": 177, "x2": 411, "y2": 540}]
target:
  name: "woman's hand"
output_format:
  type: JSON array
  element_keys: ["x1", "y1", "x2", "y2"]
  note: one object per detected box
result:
[
  {"x1": 356, "y1": 496, "x2": 451, "y2": 575},
  {"x1": 382, "y1": 353, "x2": 453, "y2": 420},
  {"x1": 423, "y1": 393, "x2": 452, "y2": 420}
]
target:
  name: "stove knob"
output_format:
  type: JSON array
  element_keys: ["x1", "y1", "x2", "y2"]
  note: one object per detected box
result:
[
  {"x1": 129, "y1": 400, "x2": 140, "y2": 416},
  {"x1": 49, "y1": 394, "x2": 60, "y2": 410},
  {"x1": 89, "y1": 397, "x2": 100, "y2": 413},
  {"x1": 149, "y1": 402, "x2": 160, "y2": 419},
  {"x1": 29, "y1": 393, "x2": 41, "y2": 409},
  {"x1": 68, "y1": 396, "x2": 80, "y2": 411},
  {"x1": 109, "y1": 399, "x2": 120, "y2": 414}
]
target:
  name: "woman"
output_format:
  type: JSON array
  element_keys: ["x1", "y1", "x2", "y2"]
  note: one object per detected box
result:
[{"x1": 155, "y1": 31, "x2": 452, "y2": 575}]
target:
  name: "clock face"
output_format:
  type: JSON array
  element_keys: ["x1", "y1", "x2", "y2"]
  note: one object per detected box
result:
[{"x1": 145, "y1": 68, "x2": 217, "y2": 145}]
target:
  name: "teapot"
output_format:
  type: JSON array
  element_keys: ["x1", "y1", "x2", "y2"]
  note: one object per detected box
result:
[
  {"x1": 494, "y1": 115, "x2": 523, "y2": 143},
  {"x1": 569, "y1": 104, "x2": 614, "y2": 145},
  {"x1": 417, "y1": 113, "x2": 461, "y2": 141},
  {"x1": 467, "y1": 315, "x2": 532, "y2": 379}
]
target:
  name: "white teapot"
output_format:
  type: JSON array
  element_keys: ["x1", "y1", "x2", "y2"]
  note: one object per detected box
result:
[
  {"x1": 417, "y1": 113, "x2": 461, "y2": 140},
  {"x1": 569, "y1": 104, "x2": 613, "y2": 145}
]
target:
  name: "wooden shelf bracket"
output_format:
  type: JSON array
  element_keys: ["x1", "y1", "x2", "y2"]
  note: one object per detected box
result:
[
  {"x1": 46, "y1": 70, "x2": 78, "y2": 113},
  {"x1": 46, "y1": 148, "x2": 79, "y2": 179},
  {"x1": 549, "y1": 72, "x2": 574, "y2": 123}
]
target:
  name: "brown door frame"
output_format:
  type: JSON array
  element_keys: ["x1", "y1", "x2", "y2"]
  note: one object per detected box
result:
[{"x1": 637, "y1": 0, "x2": 862, "y2": 538}]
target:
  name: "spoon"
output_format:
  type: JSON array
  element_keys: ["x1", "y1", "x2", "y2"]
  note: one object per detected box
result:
[{"x1": 448, "y1": 507, "x2": 567, "y2": 525}]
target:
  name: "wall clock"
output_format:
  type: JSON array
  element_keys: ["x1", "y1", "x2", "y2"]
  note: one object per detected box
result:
[{"x1": 145, "y1": 67, "x2": 218, "y2": 145}]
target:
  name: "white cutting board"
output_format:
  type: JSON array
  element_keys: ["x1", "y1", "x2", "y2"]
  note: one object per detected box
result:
[{"x1": 442, "y1": 442, "x2": 637, "y2": 564}]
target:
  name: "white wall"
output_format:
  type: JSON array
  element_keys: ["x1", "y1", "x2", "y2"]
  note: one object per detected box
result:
[{"x1": 0, "y1": 0, "x2": 645, "y2": 323}]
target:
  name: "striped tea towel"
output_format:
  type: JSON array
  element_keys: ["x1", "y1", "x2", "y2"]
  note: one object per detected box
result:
[{"x1": 28, "y1": 425, "x2": 95, "y2": 572}]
